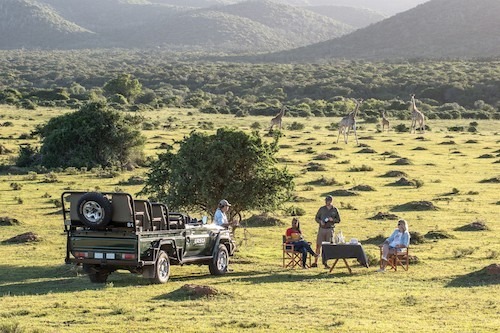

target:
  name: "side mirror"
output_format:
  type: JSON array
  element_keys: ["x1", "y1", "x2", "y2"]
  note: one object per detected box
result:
[{"x1": 202, "y1": 216, "x2": 208, "y2": 225}]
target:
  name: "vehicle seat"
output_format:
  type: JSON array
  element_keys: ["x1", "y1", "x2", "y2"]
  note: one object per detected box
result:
[
  {"x1": 67, "y1": 193, "x2": 84, "y2": 222},
  {"x1": 134, "y1": 199, "x2": 152, "y2": 231},
  {"x1": 111, "y1": 193, "x2": 134, "y2": 224},
  {"x1": 151, "y1": 203, "x2": 168, "y2": 230}
]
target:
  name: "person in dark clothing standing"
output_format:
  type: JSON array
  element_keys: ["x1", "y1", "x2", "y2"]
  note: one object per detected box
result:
[{"x1": 312, "y1": 195, "x2": 341, "y2": 268}]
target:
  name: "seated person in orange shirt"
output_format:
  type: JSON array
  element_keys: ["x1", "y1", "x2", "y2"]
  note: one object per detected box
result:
[{"x1": 286, "y1": 218, "x2": 319, "y2": 268}]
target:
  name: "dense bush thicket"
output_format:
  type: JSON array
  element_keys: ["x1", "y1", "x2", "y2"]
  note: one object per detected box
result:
[
  {"x1": 0, "y1": 50, "x2": 499, "y2": 120},
  {"x1": 20, "y1": 102, "x2": 146, "y2": 169}
]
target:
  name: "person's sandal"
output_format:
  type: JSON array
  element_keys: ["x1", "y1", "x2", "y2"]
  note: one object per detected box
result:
[{"x1": 311, "y1": 263, "x2": 318, "y2": 268}]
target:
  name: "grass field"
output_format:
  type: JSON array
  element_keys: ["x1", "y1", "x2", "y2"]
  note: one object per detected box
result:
[{"x1": 0, "y1": 105, "x2": 499, "y2": 333}]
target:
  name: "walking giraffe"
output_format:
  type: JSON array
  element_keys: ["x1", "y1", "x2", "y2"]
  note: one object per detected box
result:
[
  {"x1": 336, "y1": 98, "x2": 363, "y2": 145},
  {"x1": 381, "y1": 109, "x2": 390, "y2": 132},
  {"x1": 269, "y1": 106, "x2": 286, "y2": 131},
  {"x1": 410, "y1": 94, "x2": 425, "y2": 133}
]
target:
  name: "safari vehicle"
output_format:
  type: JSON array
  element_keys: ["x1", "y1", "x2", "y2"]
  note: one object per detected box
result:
[{"x1": 62, "y1": 191, "x2": 236, "y2": 284}]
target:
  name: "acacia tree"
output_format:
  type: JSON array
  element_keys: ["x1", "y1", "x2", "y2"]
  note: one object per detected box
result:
[
  {"x1": 34, "y1": 102, "x2": 146, "y2": 168},
  {"x1": 139, "y1": 128, "x2": 294, "y2": 220}
]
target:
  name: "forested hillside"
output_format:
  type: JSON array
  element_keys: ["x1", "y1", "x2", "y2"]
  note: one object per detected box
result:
[
  {"x1": 0, "y1": 0, "x2": 94, "y2": 49},
  {"x1": 304, "y1": 6, "x2": 386, "y2": 29},
  {"x1": 261, "y1": 0, "x2": 500, "y2": 61},
  {"x1": 1, "y1": 0, "x2": 353, "y2": 52},
  {"x1": 0, "y1": 50, "x2": 498, "y2": 120}
]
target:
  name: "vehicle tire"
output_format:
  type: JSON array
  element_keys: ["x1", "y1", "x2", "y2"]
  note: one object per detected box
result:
[
  {"x1": 150, "y1": 250, "x2": 170, "y2": 284},
  {"x1": 77, "y1": 192, "x2": 112, "y2": 229},
  {"x1": 209, "y1": 244, "x2": 229, "y2": 275}
]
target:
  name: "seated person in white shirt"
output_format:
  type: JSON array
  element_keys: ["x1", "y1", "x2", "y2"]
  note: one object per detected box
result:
[
  {"x1": 214, "y1": 199, "x2": 231, "y2": 228},
  {"x1": 378, "y1": 219, "x2": 411, "y2": 272}
]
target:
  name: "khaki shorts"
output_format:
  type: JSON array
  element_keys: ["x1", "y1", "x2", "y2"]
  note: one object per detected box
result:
[{"x1": 316, "y1": 228, "x2": 333, "y2": 246}]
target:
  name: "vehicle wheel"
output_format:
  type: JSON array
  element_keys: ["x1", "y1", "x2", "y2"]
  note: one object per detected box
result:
[
  {"x1": 77, "y1": 192, "x2": 112, "y2": 229},
  {"x1": 150, "y1": 251, "x2": 170, "y2": 284},
  {"x1": 209, "y1": 244, "x2": 229, "y2": 275}
]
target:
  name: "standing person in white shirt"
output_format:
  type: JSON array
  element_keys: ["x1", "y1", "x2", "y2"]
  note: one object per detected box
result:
[
  {"x1": 214, "y1": 199, "x2": 231, "y2": 228},
  {"x1": 378, "y1": 219, "x2": 411, "y2": 272}
]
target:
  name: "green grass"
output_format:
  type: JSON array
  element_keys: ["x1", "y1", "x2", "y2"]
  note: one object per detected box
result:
[{"x1": 0, "y1": 105, "x2": 499, "y2": 332}]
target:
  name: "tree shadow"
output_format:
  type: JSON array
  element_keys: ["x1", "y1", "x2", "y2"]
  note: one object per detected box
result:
[{"x1": 446, "y1": 267, "x2": 499, "y2": 288}]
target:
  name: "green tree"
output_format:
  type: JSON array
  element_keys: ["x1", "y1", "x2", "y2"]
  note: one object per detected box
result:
[
  {"x1": 103, "y1": 74, "x2": 142, "y2": 103},
  {"x1": 139, "y1": 128, "x2": 294, "y2": 219},
  {"x1": 34, "y1": 102, "x2": 146, "y2": 168}
]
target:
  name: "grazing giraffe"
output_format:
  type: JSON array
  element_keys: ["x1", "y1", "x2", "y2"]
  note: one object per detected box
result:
[
  {"x1": 336, "y1": 98, "x2": 363, "y2": 145},
  {"x1": 269, "y1": 106, "x2": 286, "y2": 131},
  {"x1": 410, "y1": 94, "x2": 425, "y2": 133},
  {"x1": 381, "y1": 110, "x2": 390, "y2": 132}
]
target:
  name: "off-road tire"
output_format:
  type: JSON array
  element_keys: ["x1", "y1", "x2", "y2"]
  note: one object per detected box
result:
[
  {"x1": 150, "y1": 251, "x2": 170, "y2": 284},
  {"x1": 77, "y1": 192, "x2": 112, "y2": 229},
  {"x1": 83, "y1": 264, "x2": 110, "y2": 283},
  {"x1": 209, "y1": 244, "x2": 229, "y2": 275}
]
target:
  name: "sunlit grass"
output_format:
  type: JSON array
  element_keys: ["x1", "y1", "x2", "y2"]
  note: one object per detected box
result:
[{"x1": 0, "y1": 106, "x2": 499, "y2": 332}]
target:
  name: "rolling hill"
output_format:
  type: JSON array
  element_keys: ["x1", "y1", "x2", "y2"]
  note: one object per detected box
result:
[
  {"x1": 304, "y1": 5, "x2": 386, "y2": 29},
  {"x1": 259, "y1": 0, "x2": 500, "y2": 61},
  {"x1": 3, "y1": 0, "x2": 354, "y2": 52},
  {"x1": 0, "y1": 0, "x2": 95, "y2": 49}
]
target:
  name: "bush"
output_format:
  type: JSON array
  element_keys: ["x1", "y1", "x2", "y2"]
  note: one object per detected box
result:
[
  {"x1": 283, "y1": 206, "x2": 306, "y2": 216},
  {"x1": 287, "y1": 121, "x2": 305, "y2": 131},
  {"x1": 394, "y1": 123, "x2": 410, "y2": 132},
  {"x1": 35, "y1": 102, "x2": 146, "y2": 168}
]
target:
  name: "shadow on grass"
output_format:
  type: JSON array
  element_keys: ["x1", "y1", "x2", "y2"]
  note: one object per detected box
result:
[
  {"x1": 446, "y1": 267, "x2": 499, "y2": 288},
  {"x1": 157, "y1": 270, "x2": 350, "y2": 302},
  {"x1": 0, "y1": 264, "x2": 107, "y2": 295}
]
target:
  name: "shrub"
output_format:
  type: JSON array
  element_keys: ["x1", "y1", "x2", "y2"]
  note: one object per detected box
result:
[
  {"x1": 284, "y1": 206, "x2": 306, "y2": 216},
  {"x1": 394, "y1": 123, "x2": 410, "y2": 132},
  {"x1": 287, "y1": 121, "x2": 305, "y2": 130},
  {"x1": 41, "y1": 172, "x2": 59, "y2": 183},
  {"x1": 306, "y1": 176, "x2": 338, "y2": 186},
  {"x1": 35, "y1": 102, "x2": 145, "y2": 168},
  {"x1": 348, "y1": 165, "x2": 373, "y2": 172},
  {"x1": 10, "y1": 182, "x2": 22, "y2": 190},
  {"x1": 453, "y1": 247, "x2": 475, "y2": 258}
]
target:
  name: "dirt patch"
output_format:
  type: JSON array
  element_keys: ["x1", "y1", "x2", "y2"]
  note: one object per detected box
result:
[
  {"x1": 424, "y1": 230, "x2": 455, "y2": 239},
  {"x1": 0, "y1": 145, "x2": 13, "y2": 154},
  {"x1": 328, "y1": 189, "x2": 358, "y2": 197},
  {"x1": 480, "y1": 176, "x2": 500, "y2": 183},
  {"x1": 410, "y1": 231, "x2": 425, "y2": 245},
  {"x1": 357, "y1": 148, "x2": 376, "y2": 153},
  {"x1": 380, "y1": 170, "x2": 408, "y2": 178},
  {"x1": 391, "y1": 201, "x2": 438, "y2": 212},
  {"x1": 455, "y1": 221, "x2": 490, "y2": 231},
  {"x1": 389, "y1": 177, "x2": 415, "y2": 186},
  {"x1": 314, "y1": 153, "x2": 336, "y2": 160},
  {"x1": 3, "y1": 232, "x2": 39, "y2": 244},
  {"x1": 0, "y1": 216, "x2": 20, "y2": 226},
  {"x1": 243, "y1": 213, "x2": 284, "y2": 227},
  {"x1": 391, "y1": 158, "x2": 412, "y2": 165},
  {"x1": 350, "y1": 184, "x2": 376, "y2": 191},
  {"x1": 181, "y1": 284, "x2": 218, "y2": 297},
  {"x1": 485, "y1": 264, "x2": 500, "y2": 276},
  {"x1": 369, "y1": 212, "x2": 399, "y2": 220}
]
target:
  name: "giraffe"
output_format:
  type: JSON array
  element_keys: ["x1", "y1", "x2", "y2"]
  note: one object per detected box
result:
[
  {"x1": 381, "y1": 109, "x2": 390, "y2": 132},
  {"x1": 336, "y1": 98, "x2": 363, "y2": 145},
  {"x1": 410, "y1": 94, "x2": 425, "y2": 133},
  {"x1": 269, "y1": 106, "x2": 286, "y2": 131}
]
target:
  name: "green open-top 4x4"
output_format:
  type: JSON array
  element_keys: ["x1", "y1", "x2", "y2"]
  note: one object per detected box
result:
[{"x1": 62, "y1": 191, "x2": 236, "y2": 284}]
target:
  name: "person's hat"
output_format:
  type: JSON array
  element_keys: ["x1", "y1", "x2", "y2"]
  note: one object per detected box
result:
[
  {"x1": 219, "y1": 199, "x2": 231, "y2": 207},
  {"x1": 325, "y1": 195, "x2": 333, "y2": 201}
]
